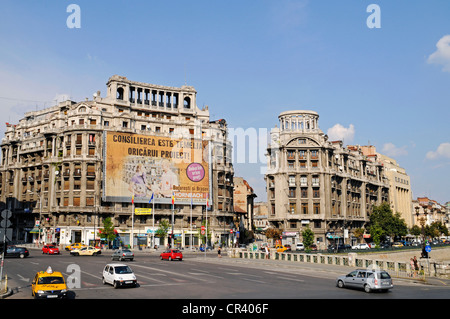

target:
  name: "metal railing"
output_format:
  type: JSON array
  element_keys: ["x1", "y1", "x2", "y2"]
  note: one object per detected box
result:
[{"x1": 236, "y1": 250, "x2": 431, "y2": 280}]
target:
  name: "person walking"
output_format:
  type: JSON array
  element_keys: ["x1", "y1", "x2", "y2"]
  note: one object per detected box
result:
[
  {"x1": 217, "y1": 246, "x2": 222, "y2": 258},
  {"x1": 410, "y1": 258, "x2": 416, "y2": 277},
  {"x1": 413, "y1": 256, "x2": 419, "y2": 277}
]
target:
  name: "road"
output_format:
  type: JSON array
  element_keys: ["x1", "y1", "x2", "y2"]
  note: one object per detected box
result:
[{"x1": 3, "y1": 248, "x2": 450, "y2": 302}]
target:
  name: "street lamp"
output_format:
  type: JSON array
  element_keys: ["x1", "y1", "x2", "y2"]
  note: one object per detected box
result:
[{"x1": 415, "y1": 205, "x2": 429, "y2": 257}]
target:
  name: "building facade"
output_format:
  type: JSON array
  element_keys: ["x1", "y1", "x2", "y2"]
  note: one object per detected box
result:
[
  {"x1": 265, "y1": 110, "x2": 390, "y2": 248},
  {"x1": 373, "y1": 151, "x2": 413, "y2": 228},
  {"x1": 0, "y1": 75, "x2": 235, "y2": 248}
]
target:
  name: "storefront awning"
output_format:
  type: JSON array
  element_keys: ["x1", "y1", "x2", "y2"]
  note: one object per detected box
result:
[{"x1": 29, "y1": 228, "x2": 42, "y2": 234}]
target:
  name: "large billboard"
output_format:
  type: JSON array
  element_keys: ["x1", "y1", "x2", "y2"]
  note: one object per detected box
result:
[{"x1": 103, "y1": 131, "x2": 210, "y2": 204}]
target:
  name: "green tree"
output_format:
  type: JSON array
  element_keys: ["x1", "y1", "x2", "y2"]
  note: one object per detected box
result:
[
  {"x1": 156, "y1": 219, "x2": 170, "y2": 244},
  {"x1": 98, "y1": 217, "x2": 116, "y2": 246},
  {"x1": 368, "y1": 202, "x2": 408, "y2": 241},
  {"x1": 302, "y1": 226, "x2": 315, "y2": 252},
  {"x1": 369, "y1": 224, "x2": 383, "y2": 248}
]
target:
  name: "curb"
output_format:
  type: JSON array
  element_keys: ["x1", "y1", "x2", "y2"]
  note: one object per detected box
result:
[{"x1": 0, "y1": 288, "x2": 13, "y2": 299}]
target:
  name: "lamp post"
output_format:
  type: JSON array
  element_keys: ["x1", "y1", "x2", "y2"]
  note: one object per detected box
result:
[{"x1": 415, "y1": 205, "x2": 429, "y2": 257}]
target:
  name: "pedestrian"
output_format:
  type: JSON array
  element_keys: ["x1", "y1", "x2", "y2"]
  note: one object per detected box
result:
[
  {"x1": 410, "y1": 258, "x2": 415, "y2": 277},
  {"x1": 217, "y1": 246, "x2": 222, "y2": 258},
  {"x1": 265, "y1": 246, "x2": 269, "y2": 259},
  {"x1": 413, "y1": 256, "x2": 419, "y2": 276}
]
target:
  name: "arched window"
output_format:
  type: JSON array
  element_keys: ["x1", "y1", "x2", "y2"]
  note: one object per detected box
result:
[
  {"x1": 184, "y1": 96, "x2": 191, "y2": 109},
  {"x1": 117, "y1": 87, "x2": 124, "y2": 100}
]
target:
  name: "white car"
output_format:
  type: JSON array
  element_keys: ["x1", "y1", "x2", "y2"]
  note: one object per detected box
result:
[
  {"x1": 102, "y1": 263, "x2": 137, "y2": 288},
  {"x1": 352, "y1": 243, "x2": 370, "y2": 250},
  {"x1": 296, "y1": 243, "x2": 304, "y2": 251}
]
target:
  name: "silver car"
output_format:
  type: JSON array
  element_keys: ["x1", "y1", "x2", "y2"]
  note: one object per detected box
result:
[
  {"x1": 336, "y1": 269, "x2": 393, "y2": 293},
  {"x1": 111, "y1": 249, "x2": 134, "y2": 261}
]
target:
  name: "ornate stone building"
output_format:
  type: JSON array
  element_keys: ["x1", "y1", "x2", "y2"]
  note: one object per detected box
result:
[
  {"x1": 265, "y1": 110, "x2": 390, "y2": 248},
  {"x1": 0, "y1": 75, "x2": 235, "y2": 248}
]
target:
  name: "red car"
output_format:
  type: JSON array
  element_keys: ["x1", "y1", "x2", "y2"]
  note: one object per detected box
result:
[
  {"x1": 42, "y1": 245, "x2": 60, "y2": 255},
  {"x1": 160, "y1": 249, "x2": 183, "y2": 261}
]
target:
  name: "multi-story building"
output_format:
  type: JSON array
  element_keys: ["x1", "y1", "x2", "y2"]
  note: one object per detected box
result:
[
  {"x1": 414, "y1": 197, "x2": 448, "y2": 227},
  {"x1": 265, "y1": 110, "x2": 389, "y2": 248},
  {"x1": 0, "y1": 75, "x2": 235, "y2": 248},
  {"x1": 356, "y1": 146, "x2": 414, "y2": 228},
  {"x1": 232, "y1": 177, "x2": 257, "y2": 243}
]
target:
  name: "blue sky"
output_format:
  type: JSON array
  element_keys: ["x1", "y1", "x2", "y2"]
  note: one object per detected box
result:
[{"x1": 1, "y1": 0, "x2": 449, "y2": 204}]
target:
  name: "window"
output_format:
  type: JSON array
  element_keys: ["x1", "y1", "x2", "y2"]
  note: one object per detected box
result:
[
  {"x1": 122, "y1": 121, "x2": 128, "y2": 128},
  {"x1": 300, "y1": 176, "x2": 307, "y2": 187},
  {"x1": 302, "y1": 203, "x2": 308, "y2": 214},
  {"x1": 86, "y1": 180, "x2": 95, "y2": 190},
  {"x1": 73, "y1": 197, "x2": 80, "y2": 206},
  {"x1": 86, "y1": 197, "x2": 94, "y2": 206},
  {"x1": 289, "y1": 203, "x2": 296, "y2": 214},
  {"x1": 313, "y1": 203, "x2": 320, "y2": 214},
  {"x1": 288, "y1": 161, "x2": 295, "y2": 169},
  {"x1": 312, "y1": 176, "x2": 319, "y2": 187},
  {"x1": 301, "y1": 188, "x2": 308, "y2": 198},
  {"x1": 288, "y1": 175, "x2": 295, "y2": 187},
  {"x1": 76, "y1": 134, "x2": 82, "y2": 145},
  {"x1": 313, "y1": 188, "x2": 320, "y2": 198},
  {"x1": 289, "y1": 188, "x2": 296, "y2": 198}
]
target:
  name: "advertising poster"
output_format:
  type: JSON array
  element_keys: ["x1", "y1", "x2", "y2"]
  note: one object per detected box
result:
[{"x1": 103, "y1": 131, "x2": 209, "y2": 204}]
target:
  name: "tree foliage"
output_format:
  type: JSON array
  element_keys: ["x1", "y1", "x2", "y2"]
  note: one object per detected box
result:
[
  {"x1": 265, "y1": 227, "x2": 283, "y2": 240},
  {"x1": 367, "y1": 202, "x2": 408, "y2": 242},
  {"x1": 98, "y1": 217, "x2": 116, "y2": 243},
  {"x1": 156, "y1": 219, "x2": 170, "y2": 239},
  {"x1": 302, "y1": 226, "x2": 314, "y2": 252}
]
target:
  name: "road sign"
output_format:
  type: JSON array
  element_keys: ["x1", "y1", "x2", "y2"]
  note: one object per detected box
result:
[
  {"x1": 0, "y1": 229, "x2": 13, "y2": 242},
  {"x1": 425, "y1": 245, "x2": 431, "y2": 253},
  {"x1": 1, "y1": 210, "x2": 12, "y2": 219},
  {"x1": 201, "y1": 226, "x2": 205, "y2": 235},
  {"x1": 0, "y1": 219, "x2": 11, "y2": 228}
]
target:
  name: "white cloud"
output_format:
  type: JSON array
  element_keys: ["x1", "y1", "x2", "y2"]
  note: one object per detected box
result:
[
  {"x1": 327, "y1": 124, "x2": 355, "y2": 143},
  {"x1": 382, "y1": 143, "x2": 408, "y2": 157},
  {"x1": 427, "y1": 35, "x2": 450, "y2": 72},
  {"x1": 426, "y1": 142, "x2": 450, "y2": 160}
]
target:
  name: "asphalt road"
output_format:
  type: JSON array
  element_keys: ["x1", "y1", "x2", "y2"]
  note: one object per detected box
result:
[{"x1": 3, "y1": 248, "x2": 450, "y2": 302}]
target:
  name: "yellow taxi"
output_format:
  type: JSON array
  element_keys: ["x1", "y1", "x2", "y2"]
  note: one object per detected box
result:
[
  {"x1": 65, "y1": 242, "x2": 87, "y2": 251},
  {"x1": 275, "y1": 244, "x2": 289, "y2": 253},
  {"x1": 31, "y1": 267, "x2": 68, "y2": 299}
]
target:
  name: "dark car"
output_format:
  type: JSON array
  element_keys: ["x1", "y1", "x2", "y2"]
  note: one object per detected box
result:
[
  {"x1": 6, "y1": 246, "x2": 29, "y2": 258},
  {"x1": 337, "y1": 244, "x2": 352, "y2": 251}
]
